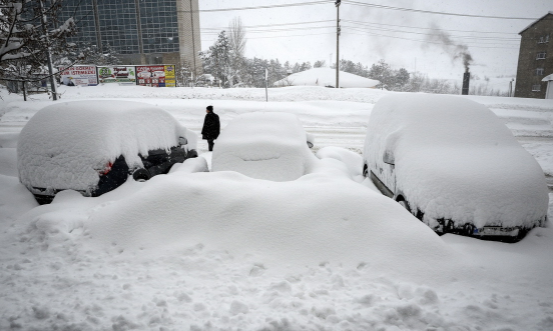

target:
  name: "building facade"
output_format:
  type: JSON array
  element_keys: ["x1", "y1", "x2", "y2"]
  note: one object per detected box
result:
[
  {"x1": 60, "y1": 0, "x2": 201, "y2": 74},
  {"x1": 514, "y1": 12, "x2": 553, "y2": 99}
]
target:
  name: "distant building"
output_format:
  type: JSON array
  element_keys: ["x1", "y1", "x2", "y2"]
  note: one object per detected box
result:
[
  {"x1": 514, "y1": 12, "x2": 553, "y2": 98},
  {"x1": 59, "y1": 0, "x2": 201, "y2": 73}
]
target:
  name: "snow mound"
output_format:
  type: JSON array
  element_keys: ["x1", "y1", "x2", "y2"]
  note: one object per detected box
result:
[
  {"x1": 77, "y1": 170, "x2": 454, "y2": 276},
  {"x1": 0, "y1": 174, "x2": 38, "y2": 223},
  {"x1": 274, "y1": 68, "x2": 380, "y2": 88},
  {"x1": 212, "y1": 112, "x2": 318, "y2": 181},
  {"x1": 17, "y1": 100, "x2": 197, "y2": 192},
  {"x1": 364, "y1": 93, "x2": 549, "y2": 229}
]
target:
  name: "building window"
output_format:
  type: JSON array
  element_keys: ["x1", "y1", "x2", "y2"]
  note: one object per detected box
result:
[
  {"x1": 537, "y1": 52, "x2": 546, "y2": 60},
  {"x1": 532, "y1": 84, "x2": 541, "y2": 92},
  {"x1": 535, "y1": 68, "x2": 544, "y2": 76},
  {"x1": 538, "y1": 35, "x2": 550, "y2": 44}
]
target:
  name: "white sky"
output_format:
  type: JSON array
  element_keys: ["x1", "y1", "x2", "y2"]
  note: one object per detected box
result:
[{"x1": 198, "y1": 0, "x2": 552, "y2": 82}]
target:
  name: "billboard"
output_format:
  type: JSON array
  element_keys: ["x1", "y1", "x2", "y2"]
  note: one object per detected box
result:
[
  {"x1": 58, "y1": 65, "x2": 98, "y2": 86},
  {"x1": 136, "y1": 65, "x2": 176, "y2": 87},
  {"x1": 97, "y1": 66, "x2": 136, "y2": 85}
]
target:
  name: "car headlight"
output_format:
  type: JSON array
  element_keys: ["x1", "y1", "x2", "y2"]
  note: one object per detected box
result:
[{"x1": 178, "y1": 137, "x2": 188, "y2": 145}]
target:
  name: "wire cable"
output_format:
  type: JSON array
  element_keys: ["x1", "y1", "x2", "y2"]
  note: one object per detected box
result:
[
  {"x1": 343, "y1": 1, "x2": 541, "y2": 20},
  {"x1": 179, "y1": 1, "x2": 334, "y2": 13}
]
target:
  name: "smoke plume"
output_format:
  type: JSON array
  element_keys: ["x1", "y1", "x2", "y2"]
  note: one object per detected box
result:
[{"x1": 426, "y1": 23, "x2": 473, "y2": 71}]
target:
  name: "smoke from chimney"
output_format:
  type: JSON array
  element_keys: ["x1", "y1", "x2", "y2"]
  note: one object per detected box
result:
[{"x1": 425, "y1": 23, "x2": 473, "y2": 72}]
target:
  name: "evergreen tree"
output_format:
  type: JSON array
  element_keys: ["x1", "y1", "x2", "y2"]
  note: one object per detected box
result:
[
  {"x1": 368, "y1": 59, "x2": 393, "y2": 88},
  {"x1": 200, "y1": 31, "x2": 235, "y2": 88},
  {"x1": 313, "y1": 60, "x2": 325, "y2": 68},
  {"x1": 299, "y1": 61, "x2": 312, "y2": 71}
]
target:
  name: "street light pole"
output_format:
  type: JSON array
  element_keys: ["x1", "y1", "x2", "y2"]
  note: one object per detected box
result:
[{"x1": 335, "y1": 0, "x2": 341, "y2": 89}]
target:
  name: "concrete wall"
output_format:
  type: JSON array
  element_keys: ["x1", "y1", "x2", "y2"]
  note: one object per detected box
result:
[
  {"x1": 515, "y1": 14, "x2": 553, "y2": 99},
  {"x1": 176, "y1": 0, "x2": 202, "y2": 76}
]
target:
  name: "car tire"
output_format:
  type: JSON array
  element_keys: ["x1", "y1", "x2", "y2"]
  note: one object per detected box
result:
[
  {"x1": 362, "y1": 164, "x2": 368, "y2": 177},
  {"x1": 397, "y1": 199, "x2": 411, "y2": 213},
  {"x1": 463, "y1": 223, "x2": 474, "y2": 237},
  {"x1": 132, "y1": 168, "x2": 150, "y2": 182},
  {"x1": 444, "y1": 220, "x2": 455, "y2": 233}
]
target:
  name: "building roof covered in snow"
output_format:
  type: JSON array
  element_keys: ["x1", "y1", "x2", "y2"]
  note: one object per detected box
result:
[{"x1": 274, "y1": 68, "x2": 379, "y2": 88}]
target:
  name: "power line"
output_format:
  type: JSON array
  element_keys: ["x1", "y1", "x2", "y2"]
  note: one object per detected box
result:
[
  {"x1": 343, "y1": 25, "x2": 520, "y2": 42},
  {"x1": 344, "y1": 31, "x2": 520, "y2": 49},
  {"x1": 201, "y1": 31, "x2": 335, "y2": 42},
  {"x1": 178, "y1": 0, "x2": 334, "y2": 13},
  {"x1": 202, "y1": 20, "x2": 334, "y2": 30},
  {"x1": 343, "y1": 19, "x2": 520, "y2": 36},
  {"x1": 343, "y1": 1, "x2": 540, "y2": 20},
  {"x1": 201, "y1": 25, "x2": 335, "y2": 35}
]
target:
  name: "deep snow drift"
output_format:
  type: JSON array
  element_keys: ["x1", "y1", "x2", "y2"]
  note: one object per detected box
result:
[{"x1": 1, "y1": 86, "x2": 553, "y2": 330}]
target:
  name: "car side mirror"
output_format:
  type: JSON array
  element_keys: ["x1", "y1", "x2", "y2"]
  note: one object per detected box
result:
[
  {"x1": 307, "y1": 141, "x2": 313, "y2": 148},
  {"x1": 178, "y1": 136, "x2": 188, "y2": 145},
  {"x1": 383, "y1": 150, "x2": 395, "y2": 165}
]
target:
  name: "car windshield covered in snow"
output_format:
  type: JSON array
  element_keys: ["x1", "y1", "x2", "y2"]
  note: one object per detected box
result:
[
  {"x1": 212, "y1": 112, "x2": 317, "y2": 181},
  {"x1": 363, "y1": 94, "x2": 549, "y2": 241},
  {"x1": 17, "y1": 100, "x2": 197, "y2": 204}
]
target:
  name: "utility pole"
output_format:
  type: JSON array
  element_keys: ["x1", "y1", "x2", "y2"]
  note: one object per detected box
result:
[
  {"x1": 39, "y1": 0, "x2": 58, "y2": 100},
  {"x1": 335, "y1": 0, "x2": 341, "y2": 88},
  {"x1": 190, "y1": 0, "x2": 197, "y2": 87},
  {"x1": 265, "y1": 68, "x2": 269, "y2": 102}
]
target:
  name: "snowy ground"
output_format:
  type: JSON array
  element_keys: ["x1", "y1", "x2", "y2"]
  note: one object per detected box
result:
[{"x1": 1, "y1": 85, "x2": 553, "y2": 330}]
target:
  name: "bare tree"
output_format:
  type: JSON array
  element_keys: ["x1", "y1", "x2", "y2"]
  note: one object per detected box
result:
[
  {"x1": 228, "y1": 17, "x2": 247, "y2": 86},
  {"x1": 228, "y1": 17, "x2": 246, "y2": 58},
  {"x1": 1, "y1": 0, "x2": 76, "y2": 99}
]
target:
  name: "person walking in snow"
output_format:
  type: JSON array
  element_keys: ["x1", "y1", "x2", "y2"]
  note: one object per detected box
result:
[{"x1": 201, "y1": 105, "x2": 220, "y2": 151}]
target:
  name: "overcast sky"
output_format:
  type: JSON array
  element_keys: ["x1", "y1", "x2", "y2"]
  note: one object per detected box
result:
[{"x1": 198, "y1": 0, "x2": 552, "y2": 82}]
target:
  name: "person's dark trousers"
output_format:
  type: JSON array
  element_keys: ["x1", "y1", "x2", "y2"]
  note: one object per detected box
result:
[{"x1": 208, "y1": 139, "x2": 215, "y2": 151}]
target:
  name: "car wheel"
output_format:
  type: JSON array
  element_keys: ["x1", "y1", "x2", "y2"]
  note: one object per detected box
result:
[
  {"x1": 362, "y1": 163, "x2": 368, "y2": 177},
  {"x1": 463, "y1": 223, "x2": 474, "y2": 237},
  {"x1": 397, "y1": 198, "x2": 411, "y2": 213},
  {"x1": 132, "y1": 168, "x2": 150, "y2": 182},
  {"x1": 444, "y1": 220, "x2": 455, "y2": 233}
]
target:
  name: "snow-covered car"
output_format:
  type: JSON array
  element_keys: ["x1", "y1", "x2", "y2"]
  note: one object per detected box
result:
[
  {"x1": 18, "y1": 100, "x2": 198, "y2": 204},
  {"x1": 363, "y1": 94, "x2": 549, "y2": 241},
  {"x1": 212, "y1": 112, "x2": 316, "y2": 181}
]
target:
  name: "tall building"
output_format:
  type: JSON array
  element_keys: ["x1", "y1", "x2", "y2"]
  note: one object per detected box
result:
[
  {"x1": 60, "y1": 0, "x2": 201, "y2": 73},
  {"x1": 514, "y1": 12, "x2": 552, "y2": 99}
]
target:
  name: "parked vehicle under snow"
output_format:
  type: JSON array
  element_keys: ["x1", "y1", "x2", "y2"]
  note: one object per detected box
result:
[
  {"x1": 17, "y1": 100, "x2": 197, "y2": 204},
  {"x1": 362, "y1": 94, "x2": 549, "y2": 241},
  {"x1": 211, "y1": 112, "x2": 316, "y2": 181}
]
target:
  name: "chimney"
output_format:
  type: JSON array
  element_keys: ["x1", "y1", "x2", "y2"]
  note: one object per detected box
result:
[{"x1": 462, "y1": 69, "x2": 470, "y2": 95}]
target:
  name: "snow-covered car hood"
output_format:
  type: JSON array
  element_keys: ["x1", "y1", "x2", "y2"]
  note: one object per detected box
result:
[
  {"x1": 17, "y1": 100, "x2": 195, "y2": 192},
  {"x1": 212, "y1": 112, "x2": 317, "y2": 181}
]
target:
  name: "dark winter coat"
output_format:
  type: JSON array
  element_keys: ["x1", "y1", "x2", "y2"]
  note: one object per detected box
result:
[{"x1": 201, "y1": 112, "x2": 220, "y2": 140}]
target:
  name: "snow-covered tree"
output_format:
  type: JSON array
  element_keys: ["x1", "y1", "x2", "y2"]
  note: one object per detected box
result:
[
  {"x1": 367, "y1": 59, "x2": 410, "y2": 91},
  {"x1": 313, "y1": 60, "x2": 325, "y2": 68},
  {"x1": 200, "y1": 31, "x2": 237, "y2": 88},
  {"x1": 1, "y1": 0, "x2": 76, "y2": 98},
  {"x1": 55, "y1": 42, "x2": 121, "y2": 67}
]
